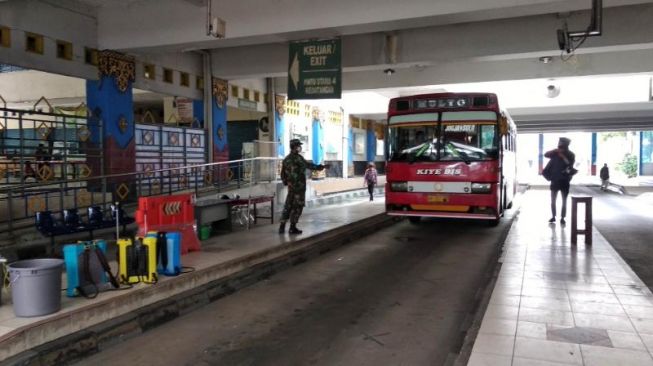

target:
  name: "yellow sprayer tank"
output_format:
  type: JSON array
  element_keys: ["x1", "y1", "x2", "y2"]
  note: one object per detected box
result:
[{"x1": 117, "y1": 237, "x2": 158, "y2": 284}]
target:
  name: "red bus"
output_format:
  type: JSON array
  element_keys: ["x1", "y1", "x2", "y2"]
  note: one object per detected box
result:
[{"x1": 385, "y1": 92, "x2": 517, "y2": 225}]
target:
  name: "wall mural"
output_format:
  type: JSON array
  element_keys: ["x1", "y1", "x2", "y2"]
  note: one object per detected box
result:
[
  {"x1": 212, "y1": 78, "x2": 229, "y2": 178},
  {"x1": 97, "y1": 50, "x2": 135, "y2": 94}
]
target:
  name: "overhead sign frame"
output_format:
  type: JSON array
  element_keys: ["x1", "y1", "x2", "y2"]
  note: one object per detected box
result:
[{"x1": 288, "y1": 38, "x2": 342, "y2": 100}]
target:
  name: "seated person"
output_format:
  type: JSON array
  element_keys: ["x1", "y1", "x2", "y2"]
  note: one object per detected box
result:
[{"x1": 24, "y1": 161, "x2": 37, "y2": 182}]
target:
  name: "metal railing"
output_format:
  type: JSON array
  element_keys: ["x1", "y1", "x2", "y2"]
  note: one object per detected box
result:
[
  {"x1": 0, "y1": 106, "x2": 102, "y2": 185},
  {"x1": 0, "y1": 157, "x2": 280, "y2": 236}
]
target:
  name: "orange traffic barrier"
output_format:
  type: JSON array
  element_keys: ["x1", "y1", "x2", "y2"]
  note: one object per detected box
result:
[{"x1": 135, "y1": 193, "x2": 201, "y2": 254}]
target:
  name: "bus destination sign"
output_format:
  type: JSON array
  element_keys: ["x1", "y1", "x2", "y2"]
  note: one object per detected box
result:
[{"x1": 415, "y1": 98, "x2": 468, "y2": 109}]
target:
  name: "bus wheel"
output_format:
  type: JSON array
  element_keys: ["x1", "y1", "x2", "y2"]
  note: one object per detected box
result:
[{"x1": 408, "y1": 216, "x2": 420, "y2": 224}]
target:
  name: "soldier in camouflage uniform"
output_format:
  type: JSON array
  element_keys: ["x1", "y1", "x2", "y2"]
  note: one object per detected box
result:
[{"x1": 279, "y1": 139, "x2": 327, "y2": 234}]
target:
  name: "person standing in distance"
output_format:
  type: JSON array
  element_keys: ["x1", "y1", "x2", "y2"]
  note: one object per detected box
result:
[
  {"x1": 544, "y1": 137, "x2": 575, "y2": 225},
  {"x1": 279, "y1": 139, "x2": 328, "y2": 234},
  {"x1": 600, "y1": 163, "x2": 610, "y2": 191},
  {"x1": 363, "y1": 162, "x2": 378, "y2": 201}
]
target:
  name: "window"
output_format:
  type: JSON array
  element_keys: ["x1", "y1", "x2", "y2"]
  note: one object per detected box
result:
[
  {"x1": 254, "y1": 91, "x2": 260, "y2": 102},
  {"x1": 243, "y1": 88, "x2": 250, "y2": 100},
  {"x1": 231, "y1": 85, "x2": 238, "y2": 98},
  {"x1": 163, "y1": 68, "x2": 174, "y2": 83},
  {"x1": 180, "y1": 72, "x2": 190, "y2": 87},
  {"x1": 196, "y1": 76, "x2": 204, "y2": 90},
  {"x1": 56, "y1": 40, "x2": 73, "y2": 60},
  {"x1": 354, "y1": 133, "x2": 366, "y2": 154},
  {"x1": 25, "y1": 32, "x2": 44, "y2": 54},
  {"x1": 0, "y1": 26, "x2": 10, "y2": 48},
  {"x1": 84, "y1": 47, "x2": 98, "y2": 65},
  {"x1": 143, "y1": 64, "x2": 155, "y2": 80}
]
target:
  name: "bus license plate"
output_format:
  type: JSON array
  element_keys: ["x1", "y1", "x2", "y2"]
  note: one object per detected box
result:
[{"x1": 428, "y1": 195, "x2": 448, "y2": 203}]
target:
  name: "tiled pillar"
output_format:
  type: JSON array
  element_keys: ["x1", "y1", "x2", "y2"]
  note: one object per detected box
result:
[
  {"x1": 591, "y1": 132, "x2": 597, "y2": 176},
  {"x1": 538, "y1": 133, "x2": 544, "y2": 174},
  {"x1": 86, "y1": 50, "x2": 135, "y2": 199}
]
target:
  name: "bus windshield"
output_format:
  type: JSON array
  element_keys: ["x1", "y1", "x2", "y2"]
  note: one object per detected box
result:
[
  {"x1": 388, "y1": 122, "x2": 498, "y2": 162},
  {"x1": 441, "y1": 123, "x2": 498, "y2": 161}
]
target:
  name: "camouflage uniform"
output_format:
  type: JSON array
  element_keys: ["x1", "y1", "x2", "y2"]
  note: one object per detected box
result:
[{"x1": 280, "y1": 152, "x2": 321, "y2": 224}]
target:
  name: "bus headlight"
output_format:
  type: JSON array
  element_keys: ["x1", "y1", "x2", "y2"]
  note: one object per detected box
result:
[
  {"x1": 391, "y1": 182, "x2": 408, "y2": 192},
  {"x1": 471, "y1": 183, "x2": 492, "y2": 193}
]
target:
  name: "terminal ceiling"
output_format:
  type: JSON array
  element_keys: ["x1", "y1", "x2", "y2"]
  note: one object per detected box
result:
[{"x1": 5, "y1": 0, "x2": 653, "y2": 132}]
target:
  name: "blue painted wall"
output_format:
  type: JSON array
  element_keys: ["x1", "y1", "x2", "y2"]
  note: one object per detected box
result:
[
  {"x1": 193, "y1": 100, "x2": 204, "y2": 128},
  {"x1": 275, "y1": 112, "x2": 285, "y2": 158},
  {"x1": 591, "y1": 132, "x2": 597, "y2": 175},
  {"x1": 211, "y1": 97, "x2": 229, "y2": 161},
  {"x1": 86, "y1": 77, "x2": 134, "y2": 149},
  {"x1": 312, "y1": 118, "x2": 324, "y2": 163},
  {"x1": 366, "y1": 128, "x2": 376, "y2": 163}
]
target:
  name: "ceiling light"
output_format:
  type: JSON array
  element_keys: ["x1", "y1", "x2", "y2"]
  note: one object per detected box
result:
[{"x1": 546, "y1": 84, "x2": 561, "y2": 98}]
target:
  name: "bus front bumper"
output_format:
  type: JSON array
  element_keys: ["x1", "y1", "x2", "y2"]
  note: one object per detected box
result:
[{"x1": 387, "y1": 210, "x2": 497, "y2": 220}]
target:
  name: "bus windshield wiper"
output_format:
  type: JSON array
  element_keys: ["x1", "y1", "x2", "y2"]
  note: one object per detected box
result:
[{"x1": 446, "y1": 142, "x2": 472, "y2": 165}]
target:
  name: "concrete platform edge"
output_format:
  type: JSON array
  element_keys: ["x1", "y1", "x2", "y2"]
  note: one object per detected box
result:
[{"x1": 0, "y1": 213, "x2": 396, "y2": 366}]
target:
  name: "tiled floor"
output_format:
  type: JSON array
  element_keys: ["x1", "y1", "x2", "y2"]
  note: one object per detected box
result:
[{"x1": 468, "y1": 190, "x2": 653, "y2": 366}]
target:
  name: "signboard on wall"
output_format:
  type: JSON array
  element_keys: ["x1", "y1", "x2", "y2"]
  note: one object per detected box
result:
[
  {"x1": 176, "y1": 98, "x2": 194, "y2": 123},
  {"x1": 238, "y1": 98, "x2": 258, "y2": 111},
  {"x1": 288, "y1": 38, "x2": 341, "y2": 100}
]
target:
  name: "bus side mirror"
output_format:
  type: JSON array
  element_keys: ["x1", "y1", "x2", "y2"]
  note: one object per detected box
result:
[{"x1": 499, "y1": 116, "x2": 509, "y2": 135}]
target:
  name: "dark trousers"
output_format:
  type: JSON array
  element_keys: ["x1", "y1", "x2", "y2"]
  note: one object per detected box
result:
[
  {"x1": 367, "y1": 183, "x2": 375, "y2": 200},
  {"x1": 281, "y1": 189, "x2": 305, "y2": 224},
  {"x1": 550, "y1": 180, "x2": 570, "y2": 218}
]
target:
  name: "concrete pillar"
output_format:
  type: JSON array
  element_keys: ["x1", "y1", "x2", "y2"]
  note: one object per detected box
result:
[
  {"x1": 193, "y1": 100, "x2": 204, "y2": 127},
  {"x1": 211, "y1": 78, "x2": 229, "y2": 180},
  {"x1": 311, "y1": 108, "x2": 324, "y2": 164},
  {"x1": 86, "y1": 50, "x2": 135, "y2": 193},
  {"x1": 274, "y1": 95, "x2": 286, "y2": 158},
  {"x1": 341, "y1": 109, "x2": 349, "y2": 178},
  {"x1": 591, "y1": 132, "x2": 597, "y2": 176},
  {"x1": 538, "y1": 133, "x2": 544, "y2": 174},
  {"x1": 348, "y1": 121, "x2": 354, "y2": 178},
  {"x1": 366, "y1": 120, "x2": 377, "y2": 163},
  {"x1": 640, "y1": 131, "x2": 645, "y2": 176}
]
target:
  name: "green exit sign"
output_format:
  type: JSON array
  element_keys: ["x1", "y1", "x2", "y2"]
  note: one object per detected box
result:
[{"x1": 288, "y1": 39, "x2": 341, "y2": 100}]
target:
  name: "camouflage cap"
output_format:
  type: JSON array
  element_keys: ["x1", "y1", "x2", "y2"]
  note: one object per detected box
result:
[{"x1": 290, "y1": 139, "x2": 303, "y2": 148}]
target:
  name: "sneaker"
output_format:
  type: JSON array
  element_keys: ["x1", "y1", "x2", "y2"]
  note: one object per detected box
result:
[
  {"x1": 278, "y1": 223, "x2": 286, "y2": 234},
  {"x1": 548, "y1": 217, "x2": 556, "y2": 223},
  {"x1": 560, "y1": 218, "x2": 566, "y2": 225}
]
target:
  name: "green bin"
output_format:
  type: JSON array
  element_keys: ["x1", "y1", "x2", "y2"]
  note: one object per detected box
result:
[{"x1": 199, "y1": 225, "x2": 212, "y2": 240}]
